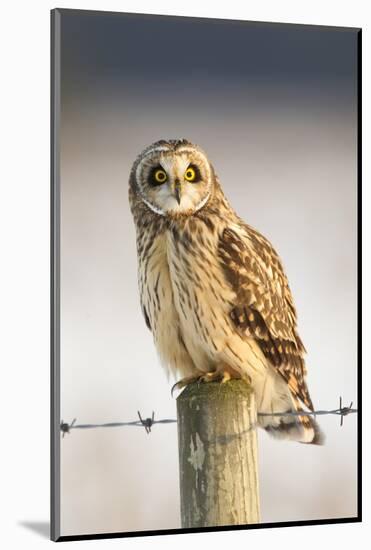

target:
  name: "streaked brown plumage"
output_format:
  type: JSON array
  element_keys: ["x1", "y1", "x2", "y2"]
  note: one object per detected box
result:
[{"x1": 129, "y1": 139, "x2": 323, "y2": 444}]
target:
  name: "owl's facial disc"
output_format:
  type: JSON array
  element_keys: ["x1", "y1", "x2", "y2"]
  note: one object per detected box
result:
[{"x1": 135, "y1": 145, "x2": 213, "y2": 217}]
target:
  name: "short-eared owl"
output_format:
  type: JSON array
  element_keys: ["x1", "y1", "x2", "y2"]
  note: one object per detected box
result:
[{"x1": 129, "y1": 139, "x2": 323, "y2": 444}]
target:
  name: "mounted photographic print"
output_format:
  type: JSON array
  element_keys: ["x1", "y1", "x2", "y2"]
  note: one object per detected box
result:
[{"x1": 51, "y1": 8, "x2": 361, "y2": 542}]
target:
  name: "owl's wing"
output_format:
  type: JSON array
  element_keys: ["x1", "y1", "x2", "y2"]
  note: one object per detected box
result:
[{"x1": 218, "y1": 223, "x2": 313, "y2": 411}]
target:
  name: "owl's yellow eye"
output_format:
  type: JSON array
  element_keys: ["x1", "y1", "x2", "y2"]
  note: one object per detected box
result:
[
  {"x1": 184, "y1": 167, "x2": 196, "y2": 182},
  {"x1": 153, "y1": 168, "x2": 167, "y2": 184}
]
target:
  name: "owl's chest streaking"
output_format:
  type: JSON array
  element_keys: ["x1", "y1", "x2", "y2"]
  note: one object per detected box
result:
[{"x1": 138, "y1": 218, "x2": 237, "y2": 377}]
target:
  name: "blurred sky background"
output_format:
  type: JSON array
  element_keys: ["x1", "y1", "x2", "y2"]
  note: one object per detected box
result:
[{"x1": 58, "y1": 10, "x2": 358, "y2": 537}]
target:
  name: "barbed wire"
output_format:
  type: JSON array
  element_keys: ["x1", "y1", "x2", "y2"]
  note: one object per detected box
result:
[
  {"x1": 60, "y1": 411, "x2": 177, "y2": 437},
  {"x1": 60, "y1": 397, "x2": 357, "y2": 437}
]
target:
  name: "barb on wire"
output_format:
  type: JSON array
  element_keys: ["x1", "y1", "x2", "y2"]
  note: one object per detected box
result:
[
  {"x1": 60, "y1": 418, "x2": 76, "y2": 437},
  {"x1": 60, "y1": 397, "x2": 357, "y2": 437},
  {"x1": 138, "y1": 410, "x2": 154, "y2": 433}
]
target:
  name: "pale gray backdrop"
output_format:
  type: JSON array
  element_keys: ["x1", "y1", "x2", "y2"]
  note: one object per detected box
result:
[{"x1": 59, "y1": 11, "x2": 358, "y2": 536}]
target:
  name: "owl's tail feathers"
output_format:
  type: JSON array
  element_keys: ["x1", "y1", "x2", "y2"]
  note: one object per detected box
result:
[
  {"x1": 258, "y1": 396, "x2": 325, "y2": 445},
  {"x1": 262, "y1": 411, "x2": 324, "y2": 445}
]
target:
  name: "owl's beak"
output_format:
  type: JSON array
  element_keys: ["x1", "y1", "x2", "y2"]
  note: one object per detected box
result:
[{"x1": 173, "y1": 180, "x2": 182, "y2": 205}]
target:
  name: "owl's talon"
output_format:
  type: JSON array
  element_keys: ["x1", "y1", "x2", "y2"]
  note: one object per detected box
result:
[
  {"x1": 171, "y1": 370, "x2": 235, "y2": 395},
  {"x1": 199, "y1": 370, "x2": 230, "y2": 383},
  {"x1": 221, "y1": 371, "x2": 232, "y2": 383},
  {"x1": 171, "y1": 375, "x2": 201, "y2": 396},
  {"x1": 171, "y1": 381, "x2": 180, "y2": 397},
  {"x1": 202, "y1": 372, "x2": 215, "y2": 382}
]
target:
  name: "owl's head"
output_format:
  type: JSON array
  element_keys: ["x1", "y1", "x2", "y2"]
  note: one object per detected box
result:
[{"x1": 129, "y1": 139, "x2": 215, "y2": 217}]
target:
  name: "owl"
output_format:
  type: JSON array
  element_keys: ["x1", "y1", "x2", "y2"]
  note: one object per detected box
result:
[{"x1": 129, "y1": 139, "x2": 323, "y2": 444}]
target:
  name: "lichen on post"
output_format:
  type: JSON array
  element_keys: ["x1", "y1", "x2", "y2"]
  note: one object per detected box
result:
[{"x1": 177, "y1": 379, "x2": 260, "y2": 528}]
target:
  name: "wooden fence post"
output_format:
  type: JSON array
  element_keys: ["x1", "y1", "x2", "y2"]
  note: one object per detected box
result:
[{"x1": 176, "y1": 379, "x2": 260, "y2": 528}]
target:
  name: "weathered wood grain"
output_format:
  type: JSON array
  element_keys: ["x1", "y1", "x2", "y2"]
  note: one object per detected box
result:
[{"x1": 177, "y1": 379, "x2": 260, "y2": 528}]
